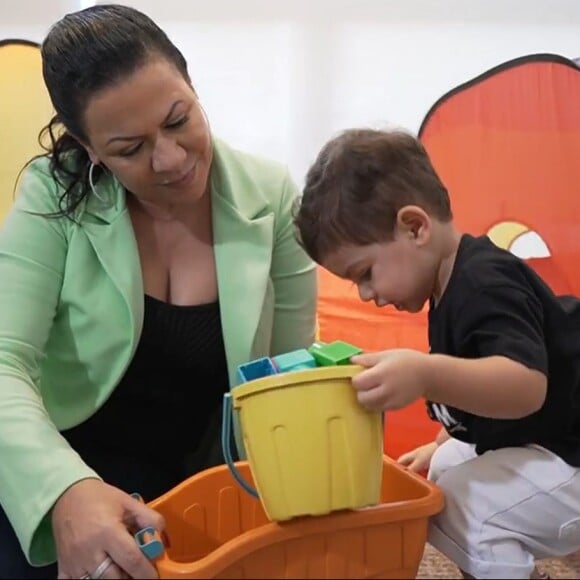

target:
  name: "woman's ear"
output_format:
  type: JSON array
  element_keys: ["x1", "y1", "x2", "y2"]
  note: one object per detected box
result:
[
  {"x1": 70, "y1": 131, "x2": 100, "y2": 166},
  {"x1": 85, "y1": 147, "x2": 100, "y2": 166},
  {"x1": 396, "y1": 205, "x2": 431, "y2": 244}
]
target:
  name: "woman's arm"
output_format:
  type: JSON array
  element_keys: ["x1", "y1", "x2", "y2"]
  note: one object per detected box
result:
[{"x1": 0, "y1": 161, "x2": 100, "y2": 565}]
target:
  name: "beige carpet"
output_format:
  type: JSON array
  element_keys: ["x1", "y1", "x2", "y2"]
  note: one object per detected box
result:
[{"x1": 417, "y1": 545, "x2": 580, "y2": 578}]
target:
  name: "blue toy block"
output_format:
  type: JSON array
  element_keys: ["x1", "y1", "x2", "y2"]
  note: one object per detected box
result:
[
  {"x1": 272, "y1": 349, "x2": 317, "y2": 373},
  {"x1": 237, "y1": 357, "x2": 278, "y2": 383}
]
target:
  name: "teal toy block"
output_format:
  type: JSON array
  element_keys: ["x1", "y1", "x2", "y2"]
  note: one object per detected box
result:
[
  {"x1": 237, "y1": 357, "x2": 278, "y2": 383},
  {"x1": 308, "y1": 340, "x2": 363, "y2": 366},
  {"x1": 134, "y1": 526, "x2": 164, "y2": 560},
  {"x1": 272, "y1": 349, "x2": 316, "y2": 373}
]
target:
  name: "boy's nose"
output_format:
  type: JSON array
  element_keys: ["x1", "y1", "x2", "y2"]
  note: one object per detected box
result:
[{"x1": 358, "y1": 285, "x2": 375, "y2": 302}]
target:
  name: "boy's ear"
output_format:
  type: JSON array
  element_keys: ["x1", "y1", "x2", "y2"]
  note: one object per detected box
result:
[{"x1": 396, "y1": 205, "x2": 431, "y2": 244}]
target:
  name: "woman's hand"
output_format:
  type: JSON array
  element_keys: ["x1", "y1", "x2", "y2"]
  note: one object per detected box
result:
[
  {"x1": 397, "y1": 441, "x2": 438, "y2": 473},
  {"x1": 52, "y1": 479, "x2": 164, "y2": 579}
]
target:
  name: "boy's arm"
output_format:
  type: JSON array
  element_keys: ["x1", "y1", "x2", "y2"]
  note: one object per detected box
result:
[
  {"x1": 425, "y1": 283, "x2": 548, "y2": 419},
  {"x1": 424, "y1": 354, "x2": 547, "y2": 419}
]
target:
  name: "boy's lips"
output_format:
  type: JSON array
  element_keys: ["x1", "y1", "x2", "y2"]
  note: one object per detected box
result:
[{"x1": 375, "y1": 298, "x2": 404, "y2": 310}]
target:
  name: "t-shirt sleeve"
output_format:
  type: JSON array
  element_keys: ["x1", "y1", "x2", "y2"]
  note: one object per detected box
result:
[{"x1": 453, "y1": 284, "x2": 548, "y2": 375}]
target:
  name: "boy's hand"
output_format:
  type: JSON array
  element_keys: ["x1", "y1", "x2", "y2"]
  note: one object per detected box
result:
[
  {"x1": 397, "y1": 441, "x2": 438, "y2": 473},
  {"x1": 350, "y1": 349, "x2": 430, "y2": 412}
]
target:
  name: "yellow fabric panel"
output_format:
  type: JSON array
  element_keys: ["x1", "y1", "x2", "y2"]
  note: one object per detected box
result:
[{"x1": 0, "y1": 41, "x2": 53, "y2": 224}]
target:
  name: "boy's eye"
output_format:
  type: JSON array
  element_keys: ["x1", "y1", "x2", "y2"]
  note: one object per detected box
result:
[{"x1": 358, "y1": 268, "x2": 372, "y2": 283}]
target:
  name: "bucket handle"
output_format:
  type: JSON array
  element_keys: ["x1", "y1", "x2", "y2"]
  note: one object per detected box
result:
[{"x1": 221, "y1": 393, "x2": 259, "y2": 498}]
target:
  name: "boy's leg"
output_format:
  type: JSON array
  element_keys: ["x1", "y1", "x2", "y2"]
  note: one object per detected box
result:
[
  {"x1": 461, "y1": 567, "x2": 549, "y2": 579},
  {"x1": 427, "y1": 437, "x2": 478, "y2": 482},
  {"x1": 427, "y1": 443, "x2": 580, "y2": 579}
]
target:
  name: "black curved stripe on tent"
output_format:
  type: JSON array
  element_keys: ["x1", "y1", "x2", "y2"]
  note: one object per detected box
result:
[
  {"x1": 417, "y1": 52, "x2": 580, "y2": 138},
  {"x1": 0, "y1": 39, "x2": 39, "y2": 49}
]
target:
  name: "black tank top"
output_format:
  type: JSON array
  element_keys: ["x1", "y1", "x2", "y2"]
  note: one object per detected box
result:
[{"x1": 63, "y1": 294, "x2": 231, "y2": 476}]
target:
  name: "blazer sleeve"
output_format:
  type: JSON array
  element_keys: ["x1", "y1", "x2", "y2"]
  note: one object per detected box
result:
[
  {"x1": 269, "y1": 170, "x2": 317, "y2": 355},
  {"x1": 0, "y1": 161, "x2": 100, "y2": 565}
]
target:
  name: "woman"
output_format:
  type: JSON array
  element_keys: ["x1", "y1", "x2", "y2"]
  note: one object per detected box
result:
[{"x1": 0, "y1": 4, "x2": 316, "y2": 579}]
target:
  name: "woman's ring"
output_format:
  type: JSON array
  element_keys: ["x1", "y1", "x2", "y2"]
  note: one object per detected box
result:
[{"x1": 84, "y1": 555, "x2": 114, "y2": 579}]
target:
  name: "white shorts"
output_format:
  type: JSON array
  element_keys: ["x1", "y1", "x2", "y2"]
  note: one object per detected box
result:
[{"x1": 427, "y1": 438, "x2": 580, "y2": 579}]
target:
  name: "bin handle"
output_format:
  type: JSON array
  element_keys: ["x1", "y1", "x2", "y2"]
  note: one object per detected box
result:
[{"x1": 222, "y1": 393, "x2": 259, "y2": 498}]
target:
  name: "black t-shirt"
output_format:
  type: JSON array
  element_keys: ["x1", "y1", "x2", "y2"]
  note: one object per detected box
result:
[{"x1": 427, "y1": 234, "x2": 580, "y2": 466}]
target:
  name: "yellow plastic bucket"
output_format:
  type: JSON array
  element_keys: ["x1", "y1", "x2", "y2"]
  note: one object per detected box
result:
[{"x1": 222, "y1": 365, "x2": 383, "y2": 522}]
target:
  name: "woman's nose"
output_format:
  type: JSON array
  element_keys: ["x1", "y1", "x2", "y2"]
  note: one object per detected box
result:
[{"x1": 151, "y1": 136, "x2": 186, "y2": 174}]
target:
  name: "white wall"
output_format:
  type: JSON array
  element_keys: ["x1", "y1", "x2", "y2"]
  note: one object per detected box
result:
[
  {"x1": 2, "y1": 0, "x2": 580, "y2": 184},
  {"x1": 0, "y1": 0, "x2": 78, "y2": 42}
]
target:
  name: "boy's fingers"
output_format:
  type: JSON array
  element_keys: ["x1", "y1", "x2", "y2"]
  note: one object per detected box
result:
[
  {"x1": 407, "y1": 459, "x2": 422, "y2": 473},
  {"x1": 397, "y1": 452, "x2": 414, "y2": 465},
  {"x1": 351, "y1": 366, "x2": 383, "y2": 391},
  {"x1": 357, "y1": 387, "x2": 392, "y2": 413},
  {"x1": 350, "y1": 352, "x2": 381, "y2": 367}
]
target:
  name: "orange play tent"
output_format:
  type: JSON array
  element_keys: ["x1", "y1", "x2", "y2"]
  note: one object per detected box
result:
[{"x1": 317, "y1": 53, "x2": 580, "y2": 459}]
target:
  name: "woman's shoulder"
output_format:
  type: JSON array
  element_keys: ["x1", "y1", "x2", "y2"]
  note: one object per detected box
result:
[
  {"x1": 16, "y1": 154, "x2": 120, "y2": 220},
  {"x1": 21, "y1": 153, "x2": 86, "y2": 191},
  {"x1": 13, "y1": 156, "x2": 64, "y2": 214},
  {"x1": 211, "y1": 137, "x2": 298, "y2": 213},
  {"x1": 21, "y1": 155, "x2": 53, "y2": 180},
  {"x1": 213, "y1": 137, "x2": 287, "y2": 178}
]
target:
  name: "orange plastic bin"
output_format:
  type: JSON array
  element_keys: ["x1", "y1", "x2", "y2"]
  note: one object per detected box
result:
[{"x1": 149, "y1": 455, "x2": 444, "y2": 579}]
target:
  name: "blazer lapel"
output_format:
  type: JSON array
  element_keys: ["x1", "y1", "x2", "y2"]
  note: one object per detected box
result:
[
  {"x1": 81, "y1": 180, "x2": 144, "y2": 348},
  {"x1": 213, "y1": 194, "x2": 273, "y2": 387},
  {"x1": 211, "y1": 143, "x2": 274, "y2": 387}
]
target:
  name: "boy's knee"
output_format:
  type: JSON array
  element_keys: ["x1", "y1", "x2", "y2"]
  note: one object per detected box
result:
[
  {"x1": 427, "y1": 445, "x2": 448, "y2": 482},
  {"x1": 428, "y1": 439, "x2": 472, "y2": 483},
  {"x1": 429, "y1": 466, "x2": 537, "y2": 578},
  {"x1": 431, "y1": 464, "x2": 472, "y2": 531}
]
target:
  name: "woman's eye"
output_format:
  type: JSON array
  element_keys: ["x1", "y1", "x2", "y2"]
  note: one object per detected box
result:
[
  {"x1": 119, "y1": 143, "x2": 143, "y2": 157},
  {"x1": 167, "y1": 116, "x2": 188, "y2": 129}
]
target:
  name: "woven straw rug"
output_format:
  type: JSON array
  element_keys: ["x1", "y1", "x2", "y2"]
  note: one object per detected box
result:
[{"x1": 417, "y1": 544, "x2": 580, "y2": 578}]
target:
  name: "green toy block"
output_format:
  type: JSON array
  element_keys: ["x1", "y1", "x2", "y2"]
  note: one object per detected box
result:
[{"x1": 308, "y1": 340, "x2": 363, "y2": 366}]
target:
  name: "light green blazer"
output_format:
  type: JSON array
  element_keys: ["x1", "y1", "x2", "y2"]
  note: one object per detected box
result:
[{"x1": 0, "y1": 137, "x2": 317, "y2": 565}]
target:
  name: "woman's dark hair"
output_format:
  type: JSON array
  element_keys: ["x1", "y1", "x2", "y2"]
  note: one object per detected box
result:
[{"x1": 38, "y1": 4, "x2": 190, "y2": 217}]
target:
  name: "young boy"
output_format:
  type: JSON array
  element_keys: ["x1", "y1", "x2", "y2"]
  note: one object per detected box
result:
[{"x1": 294, "y1": 128, "x2": 580, "y2": 579}]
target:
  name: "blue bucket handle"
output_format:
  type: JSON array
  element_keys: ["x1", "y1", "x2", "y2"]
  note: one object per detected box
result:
[{"x1": 221, "y1": 393, "x2": 259, "y2": 498}]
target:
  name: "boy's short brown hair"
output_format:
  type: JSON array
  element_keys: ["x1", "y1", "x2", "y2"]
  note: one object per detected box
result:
[{"x1": 294, "y1": 128, "x2": 453, "y2": 263}]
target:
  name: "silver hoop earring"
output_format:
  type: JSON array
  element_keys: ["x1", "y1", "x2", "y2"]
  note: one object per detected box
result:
[{"x1": 88, "y1": 162, "x2": 109, "y2": 204}]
